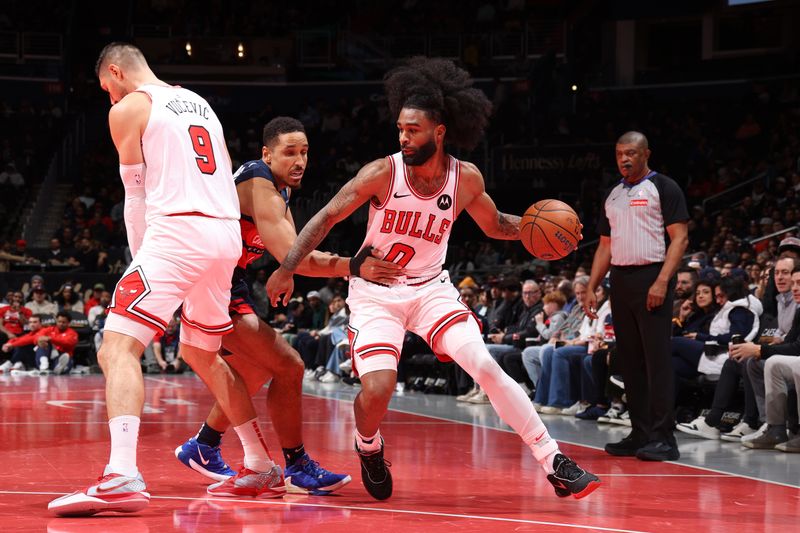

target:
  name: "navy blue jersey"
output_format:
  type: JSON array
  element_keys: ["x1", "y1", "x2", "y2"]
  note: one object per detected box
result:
[{"x1": 232, "y1": 159, "x2": 290, "y2": 269}]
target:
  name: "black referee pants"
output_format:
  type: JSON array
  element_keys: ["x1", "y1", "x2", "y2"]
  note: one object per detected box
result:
[{"x1": 610, "y1": 263, "x2": 676, "y2": 444}]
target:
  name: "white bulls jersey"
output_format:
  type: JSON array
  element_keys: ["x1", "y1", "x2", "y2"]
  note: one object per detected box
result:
[
  {"x1": 361, "y1": 152, "x2": 460, "y2": 279},
  {"x1": 135, "y1": 84, "x2": 239, "y2": 222}
]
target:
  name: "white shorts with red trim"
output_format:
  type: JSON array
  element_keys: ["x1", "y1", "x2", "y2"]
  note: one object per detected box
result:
[
  {"x1": 346, "y1": 270, "x2": 476, "y2": 377},
  {"x1": 105, "y1": 215, "x2": 240, "y2": 352}
]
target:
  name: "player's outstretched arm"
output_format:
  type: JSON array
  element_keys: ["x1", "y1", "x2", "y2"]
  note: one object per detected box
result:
[
  {"x1": 266, "y1": 158, "x2": 392, "y2": 305},
  {"x1": 459, "y1": 162, "x2": 520, "y2": 240},
  {"x1": 248, "y1": 178, "x2": 400, "y2": 282}
]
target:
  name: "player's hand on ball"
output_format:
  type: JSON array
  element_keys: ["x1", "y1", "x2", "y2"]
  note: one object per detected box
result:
[{"x1": 267, "y1": 266, "x2": 295, "y2": 307}]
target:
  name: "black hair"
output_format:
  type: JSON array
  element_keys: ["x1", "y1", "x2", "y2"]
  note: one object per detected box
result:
[
  {"x1": 677, "y1": 266, "x2": 699, "y2": 281},
  {"x1": 262, "y1": 117, "x2": 305, "y2": 148},
  {"x1": 56, "y1": 311, "x2": 72, "y2": 322},
  {"x1": 384, "y1": 57, "x2": 492, "y2": 151},
  {"x1": 95, "y1": 42, "x2": 146, "y2": 76},
  {"x1": 718, "y1": 276, "x2": 748, "y2": 302}
]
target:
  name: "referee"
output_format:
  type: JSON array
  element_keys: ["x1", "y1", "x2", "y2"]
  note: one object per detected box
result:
[{"x1": 585, "y1": 131, "x2": 689, "y2": 461}]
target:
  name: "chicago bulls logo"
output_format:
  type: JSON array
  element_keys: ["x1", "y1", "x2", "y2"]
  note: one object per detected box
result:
[{"x1": 437, "y1": 194, "x2": 452, "y2": 210}]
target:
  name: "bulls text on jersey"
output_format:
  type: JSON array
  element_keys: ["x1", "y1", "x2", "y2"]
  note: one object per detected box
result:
[{"x1": 378, "y1": 209, "x2": 451, "y2": 245}]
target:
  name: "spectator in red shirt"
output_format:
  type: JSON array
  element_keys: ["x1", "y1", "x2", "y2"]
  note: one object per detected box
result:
[
  {"x1": 34, "y1": 311, "x2": 79, "y2": 374},
  {"x1": 0, "y1": 314, "x2": 44, "y2": 371},
  {"x1": 0, "y1": 291, "x2": 33, "y2": 344},
  {"x1": 85, "y1": 283, "x2": 106, "y2": 314}
]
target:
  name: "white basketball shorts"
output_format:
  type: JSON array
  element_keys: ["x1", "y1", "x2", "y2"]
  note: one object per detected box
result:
[
  {"x1": 346, "y1": 270, "x2": 477, "y2": 377},
  {"x1": 105, "y1": 215, "x2": 240, "y2": 352}
]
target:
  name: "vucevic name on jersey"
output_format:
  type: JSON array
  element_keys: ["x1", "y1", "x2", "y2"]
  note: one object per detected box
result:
[
  {"x1": 232, "y1": 159, "x2": 289, "y2": 270},
  {"x1": 134, "y1": 84, "x2": 239, "y2": 222},
  {"x1": 360, "y1": 152, "x2": 460, "y2": 279}
]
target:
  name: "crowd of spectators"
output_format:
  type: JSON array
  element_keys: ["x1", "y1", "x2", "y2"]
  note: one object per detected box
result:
[{"x1": 4, "y1": 54, "x2": 796, "y2": 276}]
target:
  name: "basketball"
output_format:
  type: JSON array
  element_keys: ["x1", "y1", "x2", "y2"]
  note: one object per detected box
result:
[{"x1": 520, "y1": 200, "x2": 582, "y2": 260}]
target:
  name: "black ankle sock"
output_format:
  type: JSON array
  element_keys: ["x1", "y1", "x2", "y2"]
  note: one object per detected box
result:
[
  {"x1": 196, "y1": 422, "x2": 224, "y2": 448},
  {"x1": 282, "y1": 444, "x2": 306, "y2": 465}
]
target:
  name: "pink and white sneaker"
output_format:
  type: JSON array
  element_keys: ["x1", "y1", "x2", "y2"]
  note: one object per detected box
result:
[
  {"x1": 207, "y1": 464, "x2": 286, "y2": 499},
  {"x1": 48, "y1": 465, "x2": 150, "y2": 516}
]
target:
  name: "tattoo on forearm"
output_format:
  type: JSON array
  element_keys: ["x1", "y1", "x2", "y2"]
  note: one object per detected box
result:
[
  {"x1": 281, "y1": 213, "x2": 329, "y2": 272},
  {"x1": 281, "y1": 185, "x2": 358, "y2": 272},
  {"x1": 497, "y1": 212, "x2": 521, "y2": 239}
]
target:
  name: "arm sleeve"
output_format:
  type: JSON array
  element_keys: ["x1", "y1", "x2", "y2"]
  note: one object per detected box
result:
[
  {"x1": 761, "y1": 341, "x2": 800, "y2": 359},
  {"x1": 7, "y1": 331, "x2": 35, "y2": 347},
  {"x1": 120, "y1": 164, "x2": 147, "y2": 257}
]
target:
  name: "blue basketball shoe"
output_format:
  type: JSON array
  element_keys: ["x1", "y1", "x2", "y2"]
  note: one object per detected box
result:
[
  {"x1": 175, "y1": 438, "x2": 235, "y2": 481},
  {"x1": 284, "y1": 454, "x2": 351, "y2": 495}
]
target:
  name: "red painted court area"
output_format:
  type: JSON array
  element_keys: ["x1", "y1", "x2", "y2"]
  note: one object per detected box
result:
[{"x1": 1, "y1": 375, "x2": 797, "y2": 532}]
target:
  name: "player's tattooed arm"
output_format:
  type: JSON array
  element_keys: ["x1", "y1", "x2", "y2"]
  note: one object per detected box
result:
[
  {"x1": 268, "y1": 158, "x2": 392, "y2": 305},
  {"x1": 496, "y1": 211, "x2": 522, "y2": 239},
  {"x1": 459, "y1": 162, "x2": 520, "y2": 240},
  {"x1": 279, "y1": 158, "x2": 391, "y2": 273}
]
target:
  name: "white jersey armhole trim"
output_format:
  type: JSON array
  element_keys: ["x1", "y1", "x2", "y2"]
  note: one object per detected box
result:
[
  {"x1": 452, "y1": 156, "x2": 461, "y2": 218},
  {"x1": 370, "y1": 155, "x2": 395, "y2": 210}
]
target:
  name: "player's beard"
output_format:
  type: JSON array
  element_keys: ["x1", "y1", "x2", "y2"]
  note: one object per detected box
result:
[{"x1": 402, "y1": 139, "x2": 436, "y2": 166}]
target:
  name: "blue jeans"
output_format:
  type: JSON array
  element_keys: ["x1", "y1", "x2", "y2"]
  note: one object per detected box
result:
[
  {"x1": 36, "y1": 344, "x2": 72, "y2": 373},
  {"x1": 324, "y1": 328, "x2": 349, "y2": 374},
  {"x1": 10, "y1": 345, "x2": 35, "y2": 369},
  {"x1": 582, "y1": 354, "x2": 596, "y2": 403},
  {"x1": 525, "y1": 344, "x2": 554, "y2": 402},
  {"x1": 486, "y1": 343, "x2": 519, "y2": 363},
  {"x1": 547, "y1": 345, "x2": 588, "y2": 406}
]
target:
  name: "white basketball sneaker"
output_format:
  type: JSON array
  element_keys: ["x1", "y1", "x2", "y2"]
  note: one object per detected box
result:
[{"x1": 48, "y1": 465, "x2": 150, "y2": 516}]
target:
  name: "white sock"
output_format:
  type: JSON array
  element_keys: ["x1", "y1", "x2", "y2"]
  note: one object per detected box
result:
[
  {"x1": 355, "y1": 429, "x2": 382, "y2": 453},
  {"x1": 438, "y1": 321, "x2": 561, "y2": 474},
  {"x1": 233, "y1": 418, "x2": 275, "y2": 473},
  {"x1": 108, "y1": 415, "x2": 140, "y2": 477}
]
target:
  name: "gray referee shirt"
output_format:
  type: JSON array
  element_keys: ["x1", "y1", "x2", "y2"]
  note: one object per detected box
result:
[{"x1": 597, "y1": 172, "x2": 688, "y2": 266}]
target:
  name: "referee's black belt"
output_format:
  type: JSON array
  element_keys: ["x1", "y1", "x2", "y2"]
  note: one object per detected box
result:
[{"x1": 610, "y1": 262, "x2": 664, "y2": 271}]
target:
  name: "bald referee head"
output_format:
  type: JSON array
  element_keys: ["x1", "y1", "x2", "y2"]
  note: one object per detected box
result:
[{"x1": 616, "y1": 131, "x2": 651, "y2": 184}]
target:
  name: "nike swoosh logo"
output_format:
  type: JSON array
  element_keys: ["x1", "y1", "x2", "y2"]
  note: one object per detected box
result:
[
  {"x1": 198, "y1": 448, "x2": 210, "y2": 466},
  {"x1": 393, "y1": 192, "x2": 411, "y2": 199},
  {"x1": 95, "y1": 479, "x2": 134, "y2": 494}
]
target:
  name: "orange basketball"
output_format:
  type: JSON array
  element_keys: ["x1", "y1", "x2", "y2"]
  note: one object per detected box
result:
[{"x1": 520, "y1": 200, "x2": 581, "y2": 260}]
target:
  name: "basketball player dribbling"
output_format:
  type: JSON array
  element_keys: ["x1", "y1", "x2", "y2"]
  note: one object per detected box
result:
[
  {"x1": 49, "y1": 43, "x2": 285, "y2": 516},
  {"x1": 175, "y1": 116, "x2": 402, "y2": 494},
  {"x1": 267, "y1": 57, "x2": 601, "y2": 501}
]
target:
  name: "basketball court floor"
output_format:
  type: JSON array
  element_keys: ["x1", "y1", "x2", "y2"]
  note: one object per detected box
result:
[{"x1": 1, "y1": 373, "x2": 797, "y2": 532}]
